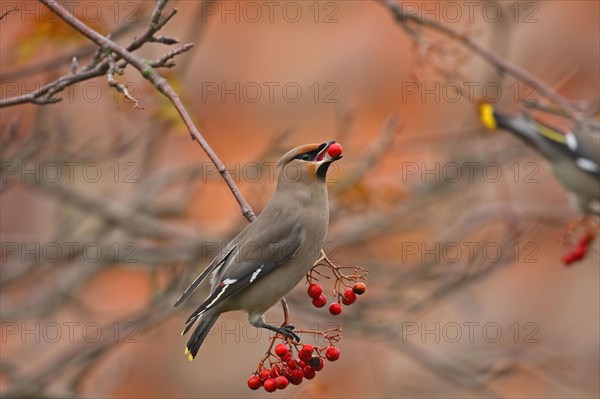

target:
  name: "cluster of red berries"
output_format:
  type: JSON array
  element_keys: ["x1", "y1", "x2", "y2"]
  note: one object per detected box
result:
[
  {"x1": 562, "y1": 234, "x2": 594, "y2": 266},
  {"x1": 307, "y1": 282, "x2": 366, "y2": 315},
  {"x1": 247, "y1": 344, "x2": 340, "y2": 392}
]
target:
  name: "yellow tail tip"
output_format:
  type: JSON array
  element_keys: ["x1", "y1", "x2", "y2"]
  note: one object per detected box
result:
[
  {"x1": 478, "y1": 102, "x2": 497, "y2": 130},
  {"x1": 188, "y1": 354, "x2": 194, "y2": 361},
  {"x1": 184, "y1": 347, "x2": 189, "y2": 355}
]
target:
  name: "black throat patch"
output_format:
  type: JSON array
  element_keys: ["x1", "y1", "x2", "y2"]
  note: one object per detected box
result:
[{"x1": 316, "y1": 162, "x2": 332, "y2": 181}]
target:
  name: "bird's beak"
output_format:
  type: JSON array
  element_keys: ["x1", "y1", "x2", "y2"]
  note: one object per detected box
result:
[{"x1": 315, "y1": 140, "x2": 342, "y2": 164}]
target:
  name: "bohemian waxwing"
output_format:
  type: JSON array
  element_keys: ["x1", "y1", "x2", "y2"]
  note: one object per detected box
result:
[
  {"x1": 479, "y1": 103, "x2": 600, "y2": 215},
  {"x1": 174, "y1": 141, "x2": 342, "y2": 360}
]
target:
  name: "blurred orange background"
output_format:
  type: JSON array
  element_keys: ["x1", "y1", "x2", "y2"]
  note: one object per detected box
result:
[{"x1": 1, "y1": 1, "x2": 598, "y2": 398}]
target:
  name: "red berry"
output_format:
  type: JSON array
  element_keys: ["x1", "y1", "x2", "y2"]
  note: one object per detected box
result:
[
  {"x1": 286, "y1": 358, "x2": 297, "y2": 370},
  {"x1": 309, "y1": 356, "x2": 324, "y2": 371},
  {"x1": 342, "y1": 288, "x2": 357, "y2": 305},
  {"x1": 263, "y1": 378, "x2": 277, "y2": 392},
  {"x1": 292, "y1": 368, "x2": 304, "y2": 378},
  {"x1": 312, "y1": 294, "x2": 327, "y2": 308},
  {"x1": 281, "y1": 351, "x2": 292, "y2": 362},
  {"x1": 298, "y1": 344, "x2": 314, "y2": 362},
  {"x1": 329, "y1": 302, "x2": 342, "y2": 315},
  {"x1": 307, "y1": 283, "x2": 323, "y2": 299},
  {"x1": 352, "y1": 282, "x2": 366, "y2": 295},
  {"x1": 289, "y1": 369, "x2": 304, "y2": 385},
  {"x1": 303, "y1": 366, "x2": 316, "y2": 380},
  {"x1": 274, "y1": 376, "x2": 289, "y2": 390},
  {"x1": 327, "y1": 142, "x2": 343, "y2": 158},
  {"x1": 274, "y1": 343, "x2": 289, "y2": 358},
  {"x1": 289, "y1": 377, "x2": 303, "y2": 385},
  {"x1": 247, "y1": 376, "x2": 262, "y2": 390},
  {"x1": 269, "y1": 366, "x2": 280, "y2": 378},
  {"x1": 572, "y1": 245, "x2": 587, "y2": 260},
  {"x1": 578, "y1": 234, "x2": 593, "y2": 247},
  {"x1": 325, "y1": 345, "x2": 340, "y2": 361},
  {"x1": 562, "y1": 252, "x2": 575, "y2": 266},
  {"x1": 259, "y1": 369, "x2": 270, "y2": 381}
]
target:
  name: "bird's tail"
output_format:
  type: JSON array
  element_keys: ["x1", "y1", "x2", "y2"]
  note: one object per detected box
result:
[{"x1": 182, "y1": 309, "x2": 219, "y2": 361}]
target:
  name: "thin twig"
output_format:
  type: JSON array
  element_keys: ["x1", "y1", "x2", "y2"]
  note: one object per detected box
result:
[
  {"x1": 147, "y1": 43, "x2": 194, "y2": 68},
  {"x1": 20, "y1": 0, "x2": 256, "y2": 222},
  {"x1": 379, "y1": 0, "x2": 580, "y2": 115},
  {"x1": 0, "y1": 5, "x2": 18, "y2": 21},
  {"x1": 107, "y1": 54, "x2": 144, "y2": 109}
]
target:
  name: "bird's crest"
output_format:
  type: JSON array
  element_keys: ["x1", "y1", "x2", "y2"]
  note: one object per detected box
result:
[{"x1": 276, "y1": 143, "x2": 323, "y2": 168}]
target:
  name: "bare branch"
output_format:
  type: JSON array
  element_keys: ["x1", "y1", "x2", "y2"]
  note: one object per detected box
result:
[
  {"x1": 107, "y1": 54, "x2": 144, "y2": 109},
  {"x1": 0, "y1": 62, "x2": 108, "y2": 107},
  {"x1": 0, "y1": 4, "x2": 18, "y2": 21},
  {"x1": 126, "y1": 0, "x2": 178, "y2": 52},
  {"x1": 33, "y1": 0, "x2": 256, "y2": 222},
  {"x1": 0, "y1": 0, "x2": 255, "y2": 221},
  {"x1": 0, "y1": 23, "x2": 136, "y2": 81},
  {"x1": 147, "y1": 43, "x2": 194, "y2": 68},
  {"x1": 379, "y1": 0, "x2": 580, "y2": 114}
]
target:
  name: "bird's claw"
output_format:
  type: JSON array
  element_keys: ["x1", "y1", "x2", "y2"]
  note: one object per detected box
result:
[{"x1": 281, "y1": 325, "x2": 300, "y2": 342}]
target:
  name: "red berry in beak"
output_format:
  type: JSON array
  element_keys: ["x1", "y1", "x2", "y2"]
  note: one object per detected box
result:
[{"x1": 327, "y1": 142, "x2": 342, "y2": 158}]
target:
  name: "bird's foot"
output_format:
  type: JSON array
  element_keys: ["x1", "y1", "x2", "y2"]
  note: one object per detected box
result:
[
  {"x1": 257, "y1": 320, "x2": 301, "y2": 342},
  {"x1": 281, "y1": 324, "x2": 301, "y2": 342},
  {"x1": 274, "y1": 324, "x2": 300, "y2": 342}
]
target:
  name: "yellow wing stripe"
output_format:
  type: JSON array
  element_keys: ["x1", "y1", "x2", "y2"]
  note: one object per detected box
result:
[
  {"x1": 533, "y1": 121, "x2": 566, "y2": 144},
  {"x1": 205, "y1": 285, "x2": 229, "y2": 310}
]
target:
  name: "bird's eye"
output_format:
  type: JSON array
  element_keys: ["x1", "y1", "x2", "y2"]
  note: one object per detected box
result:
[{"x1": 300, "y1": 153, "x2": 311, "y2": 161}]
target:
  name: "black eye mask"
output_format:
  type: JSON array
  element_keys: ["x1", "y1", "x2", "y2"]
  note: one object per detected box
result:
[{"x1": 293, "y1": 143, "x2": 328, "y2": 162}]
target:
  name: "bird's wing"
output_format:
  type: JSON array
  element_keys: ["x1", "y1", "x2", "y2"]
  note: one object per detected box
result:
[
  {"x1": 571, "y1": 123, "x2": 600, "y2": 176},
  {"x1": 530, "y1": 117, "x2": 600, "y2": 177},
  {"x1": 182, "y1": 221, "x2": 303, "y2": 331},
  {"x1": 523, "y1": 117, "x2": 599, "y2": 175},
  {"x1": 173, "y1": 245, "x2": 237, "y2": 308}
]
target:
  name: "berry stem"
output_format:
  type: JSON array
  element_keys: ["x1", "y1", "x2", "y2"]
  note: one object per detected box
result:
[
  {"x1": 307, "y1": 250, "x2": 369, "y2": 298},
  {"x1": 294, "y1": 326, "x2": 342, "y2": 345}
]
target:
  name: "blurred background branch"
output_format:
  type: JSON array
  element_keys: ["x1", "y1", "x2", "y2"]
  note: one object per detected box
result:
[{"x1": 1, "y1": 1, "x2": 598, "y2": 398}]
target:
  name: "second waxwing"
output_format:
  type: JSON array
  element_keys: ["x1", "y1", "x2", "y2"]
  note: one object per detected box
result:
[
  {"x1": 479, "y1": 103, "x2": 600, "y2": 215},
  {"x1": 174, "y1": 141, "x2": 342, "y2": 360}
]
